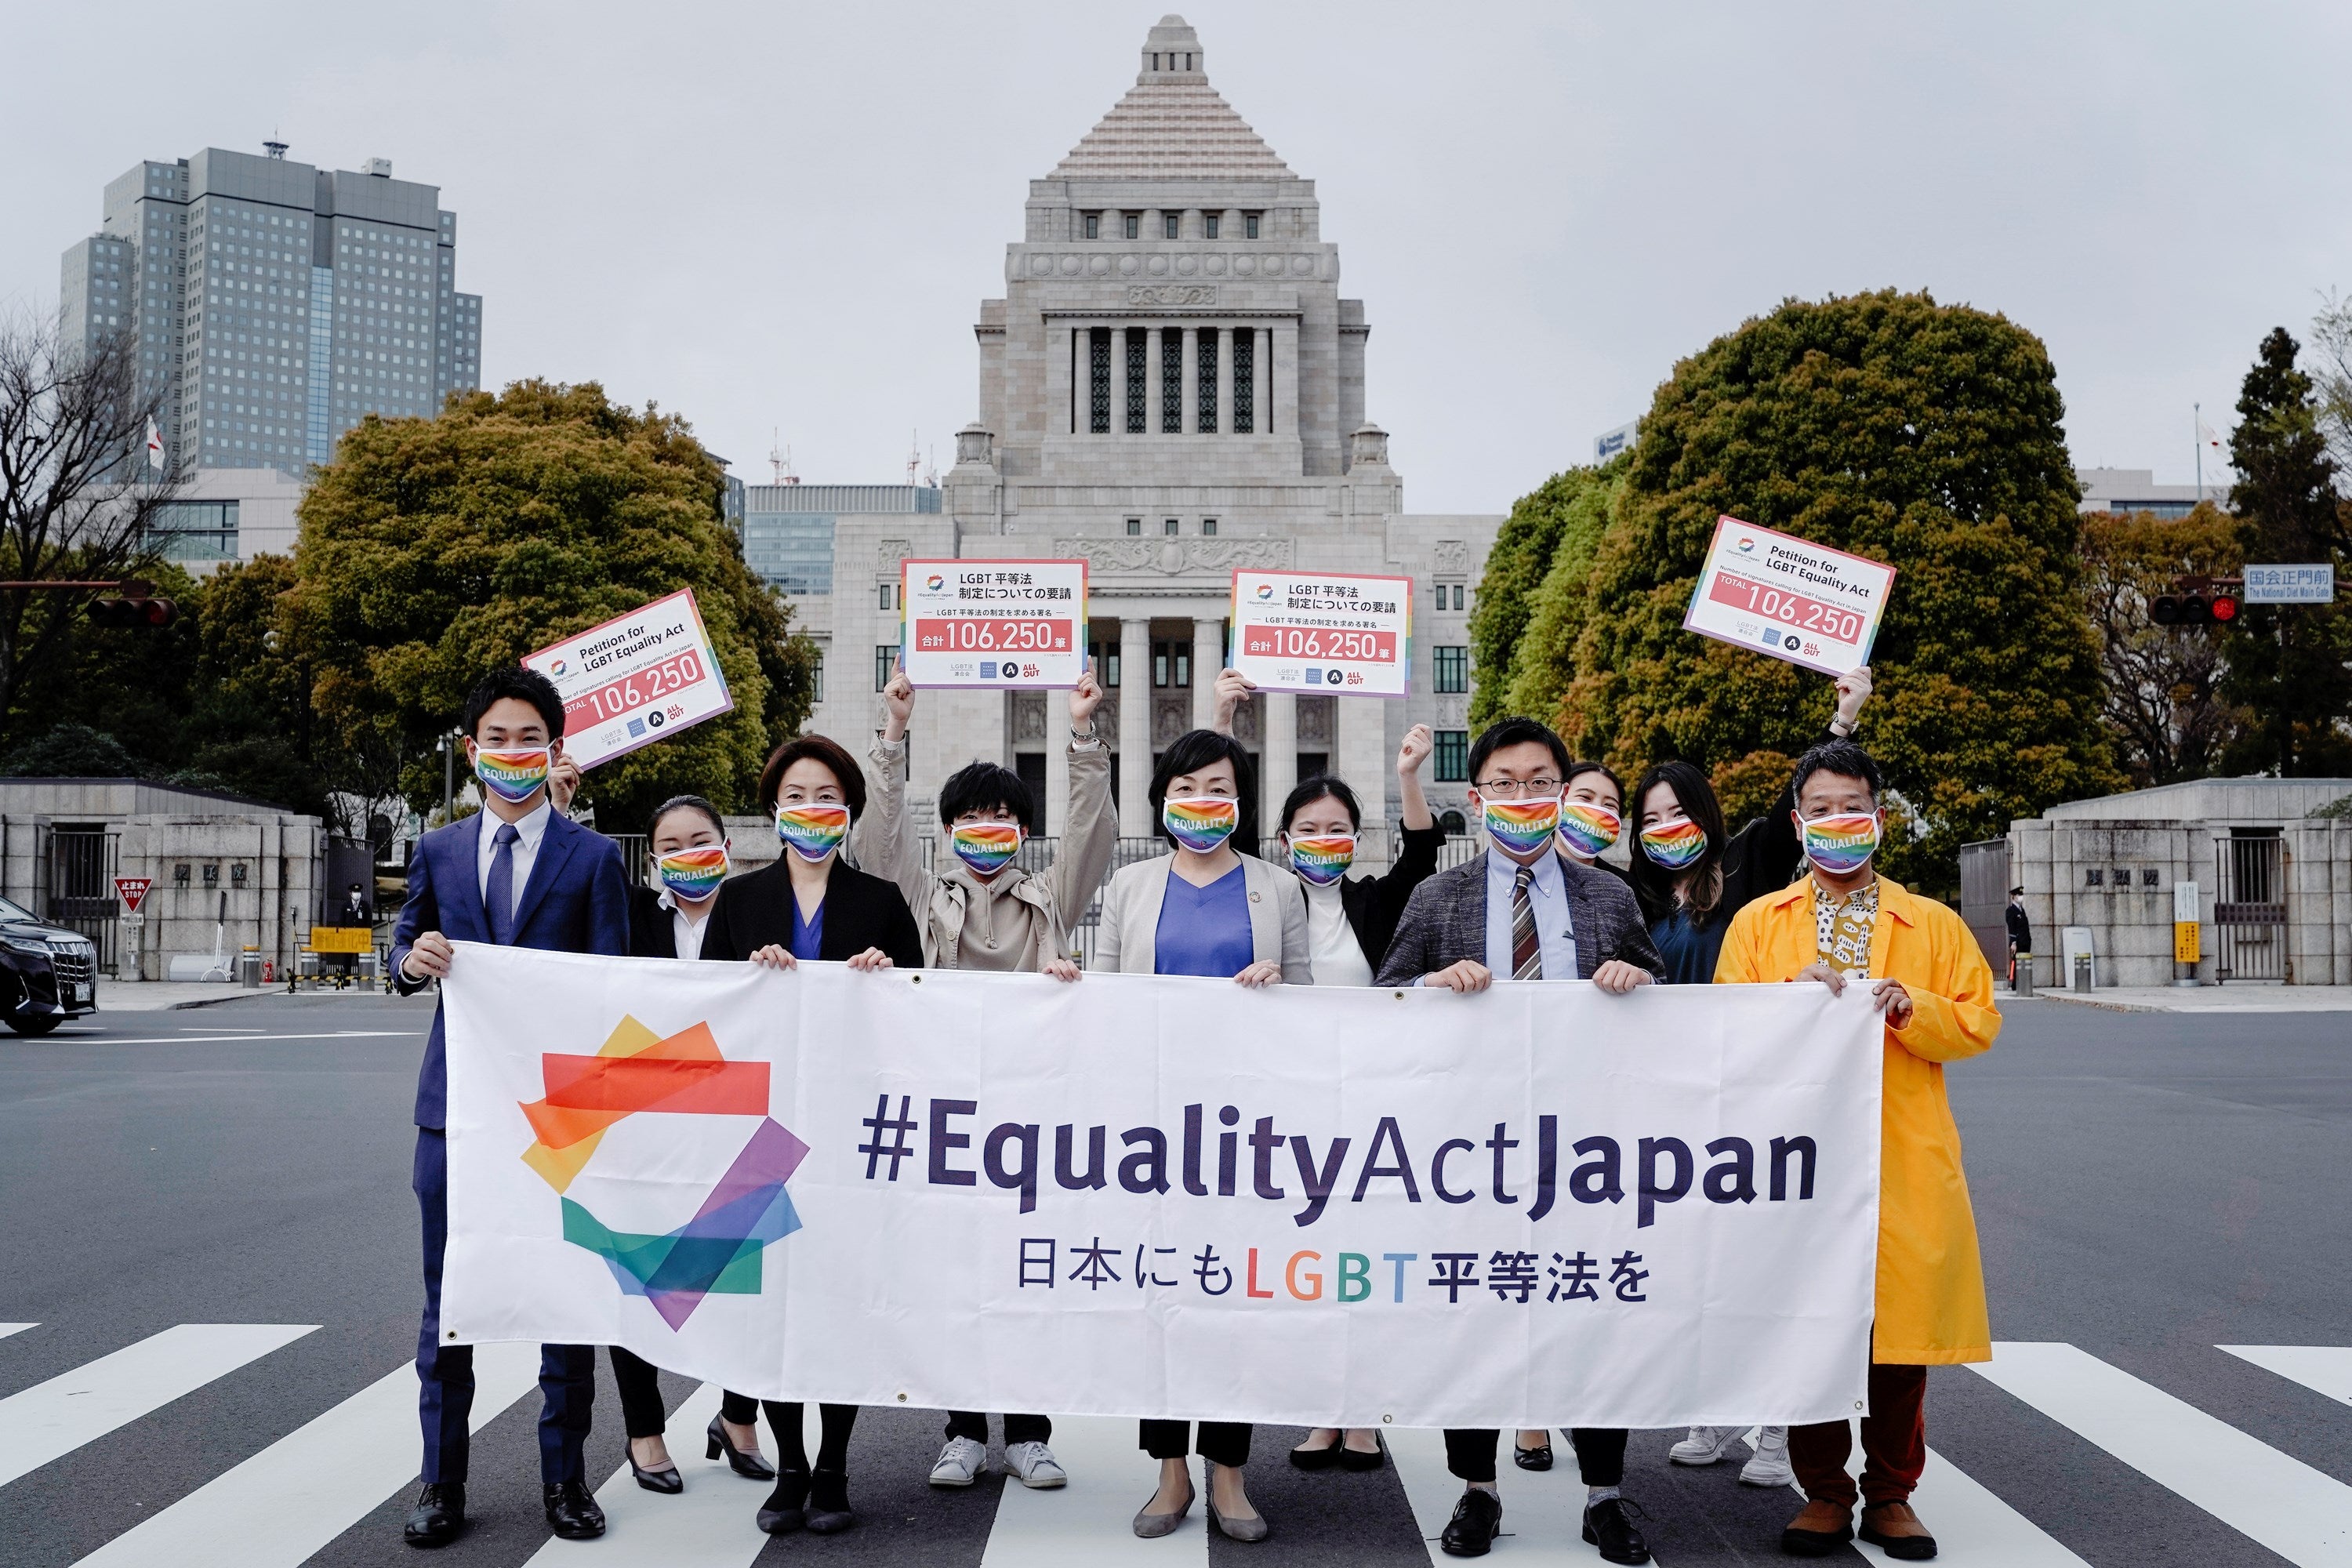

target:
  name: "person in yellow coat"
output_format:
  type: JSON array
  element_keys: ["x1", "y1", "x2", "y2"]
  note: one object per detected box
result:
[{"x1": 1713, "y1": 739, "x2": 1999, "y2": 1563}]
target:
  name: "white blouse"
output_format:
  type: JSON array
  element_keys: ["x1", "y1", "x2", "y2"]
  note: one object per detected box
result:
[{"x1": 1303, "y1": 879, "x2": 1374, "y2": 988}]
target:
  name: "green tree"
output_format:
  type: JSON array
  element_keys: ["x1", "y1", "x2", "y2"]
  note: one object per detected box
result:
[
  {"x1": 1501, "y1": 459, "x2": 1629, "y2": 725},
  {"x1": 2078, "y1": 504, "x2": 2245, "y2": 786},
  {"x1": 4, "y1": 560, "x2": 202, "y2": 777},
  {"x1": 290, "y1": 382, "x2": 817, "y2": 830},
  {"x1": 1467, "y1": 464, "x2": 1610, "y2": 728},
  {"x1": 2218, "y1": 328, "x2": 2352, "y2": 776},
  {"x1": 1556, "y1": 290, "x2": 2118, "y2": 895}
]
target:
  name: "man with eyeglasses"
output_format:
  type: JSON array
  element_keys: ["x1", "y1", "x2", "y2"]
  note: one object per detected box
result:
[{"x1": 1374, "y1": 716, "x2": 1664, "y2": 1563}]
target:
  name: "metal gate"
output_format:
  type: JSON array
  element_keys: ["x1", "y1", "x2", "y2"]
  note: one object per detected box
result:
[
  {"x1": 1957, "y1": 839, "x2": 2014, "y2": 977},
  {"x1": 38, "y1": 826, "x2": 122, "y2": 978},
  {"x1": 2213, "y1": 833, "x2": 2286, "y2": 982}
]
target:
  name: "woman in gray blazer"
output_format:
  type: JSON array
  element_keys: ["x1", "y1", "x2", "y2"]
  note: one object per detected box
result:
[{"x1": 1097, "y1": 728, "x2": 1308, "y2": 1544}]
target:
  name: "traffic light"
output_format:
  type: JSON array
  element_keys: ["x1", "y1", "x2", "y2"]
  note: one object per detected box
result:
[
  {"x1": 85, "y1": 579, "x2": 178, "y2": 630},
  {"x1": 2151, "y1": 576, "x2": 2241, "y2": 628}
]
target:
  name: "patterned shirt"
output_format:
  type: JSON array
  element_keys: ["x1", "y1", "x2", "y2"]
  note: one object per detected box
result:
[{"x1": 1812, "y1": 878, "x2": 1880, "y2": 977}]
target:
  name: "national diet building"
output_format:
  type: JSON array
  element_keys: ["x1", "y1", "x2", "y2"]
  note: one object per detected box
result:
[{"x1": 793, "y1": 16, "x2": 1502, "y2": 856}]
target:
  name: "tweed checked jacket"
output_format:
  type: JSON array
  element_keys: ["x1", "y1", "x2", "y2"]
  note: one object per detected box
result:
[{"x1": 1373, "y1": 846, "x2": 1664, "y2": 986}]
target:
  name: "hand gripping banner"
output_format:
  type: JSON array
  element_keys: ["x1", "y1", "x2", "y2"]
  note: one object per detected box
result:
[{"x1": 441, "y1": 947, "x2": 1884, "y2": 1429}]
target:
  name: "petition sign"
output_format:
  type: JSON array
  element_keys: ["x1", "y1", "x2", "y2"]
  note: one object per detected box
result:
[
  {"x1": 524, "y1": 589, "x2": 735, "y2": 770},
  {"x1": 1682, "y1": 517, "x2": 1895, "y2": 677},
  {"x1": 900, "y1": 558, "x2": 1088, "y2": 688},
  {"x1": 1230, "y1": 569, "x2": 1414, "y2": 697}
]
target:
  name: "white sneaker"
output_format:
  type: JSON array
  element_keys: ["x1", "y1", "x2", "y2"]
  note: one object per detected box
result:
[
  {"x1": 1740, "y1": 1425, "x2": 1794, "y2": 1487},
  {"x1": 929, "y1": 1436, "x2": 988, "y2": 1487},
  {"x1": 1668, "y1": 1425, "x2": 1737, "y2": 1465},
  {"x1": 1004, "y1": 1440, "x2": 1068, "y2": 1489}
]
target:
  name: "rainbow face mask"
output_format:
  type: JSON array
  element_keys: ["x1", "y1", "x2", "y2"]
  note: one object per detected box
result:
[
  {"x1": 1163, "y1": 796, "x2": 1240, "y2": 854},
  {"x1": 473, "y1": 746, "x2": 550, "y2": 804},
  {"x1": 655, "y1": 845, "x2": 728, "y2": 901},
  {"x1": 774, "y1": 800, "x2": 851, "y2": 862},
  {"x1": 951, "y1": 821, "x2": 1023, "y2": 877},
  {"x1": 1288, "y1": 833, "x2": 1356, "y2": 886},
  {"x1": 1481, "y1": 796, "x2": 1560, "y2": 855},
  {"x1": 1557, "y1": 800, "x2": 1622, "y2": 860},
  {"x1": 1799, "y1": 811, "x2": 1882, "y2": 876},
  {"x1": 1639, "y1": 816, "x2": 1710, "y2": 870}
]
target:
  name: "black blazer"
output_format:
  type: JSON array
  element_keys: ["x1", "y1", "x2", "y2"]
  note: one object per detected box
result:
[
  {"x1": 699, "y1": 858, "x2": 924, "y2": 967},
  {"x1": 626, "y1": 883, "x2": 678, "y2": 959},
  {"x1": 1334, "y1": 824, "x2": 1446, "y2": 970}
]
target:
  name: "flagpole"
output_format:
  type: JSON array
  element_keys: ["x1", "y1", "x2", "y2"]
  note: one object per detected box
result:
[{"x1": 2194, "y1": 402, "x2": 2203, "y2": 503}]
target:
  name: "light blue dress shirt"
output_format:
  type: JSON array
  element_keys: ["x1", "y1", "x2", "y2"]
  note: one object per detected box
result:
[{"x1": 1483, "y1": 847, "x2": 1577, "y2": 980}]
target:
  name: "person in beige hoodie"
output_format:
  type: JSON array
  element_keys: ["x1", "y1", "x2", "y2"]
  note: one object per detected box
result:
[{"x1": 851, "y1": 659, "x2": 1115, "y2": 1490}]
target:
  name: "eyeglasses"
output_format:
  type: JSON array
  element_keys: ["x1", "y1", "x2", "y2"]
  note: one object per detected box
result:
[{"x1": 1472, "y1": 778, "x2": 1562, "y2": 799}]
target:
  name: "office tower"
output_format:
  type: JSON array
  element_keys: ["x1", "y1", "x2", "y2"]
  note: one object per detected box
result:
[{"x1": 59, "y1": 143, "x2": 485, "y2": 476}]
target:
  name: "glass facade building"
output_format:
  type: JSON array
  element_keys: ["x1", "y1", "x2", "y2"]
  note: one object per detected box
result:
[{"x1": 740, "y1": 484, "x2": 942, "y2": 596}]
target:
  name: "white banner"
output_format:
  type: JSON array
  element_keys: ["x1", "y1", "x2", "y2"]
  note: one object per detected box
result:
[
  {"x1": 523, "y1": 589, "x2": 735, "y2": 770},
  {"x1": 1229, "y1": 568, "x2": 1414, "y2": 696},
  {"x1": 899, "y1": 558, "x2": 1089, "y2": 688},
  {"x1": 1682, "y1": 515, "x2": 1896, "y2": 677},
  {"x1": 443, "y1": 948, "x2": 1883, "y2": 1429}
]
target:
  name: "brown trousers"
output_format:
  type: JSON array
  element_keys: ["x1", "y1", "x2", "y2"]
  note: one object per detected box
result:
[{"x1": 1788, "y1": 1362, "x2": 1927, "y2": 1508}]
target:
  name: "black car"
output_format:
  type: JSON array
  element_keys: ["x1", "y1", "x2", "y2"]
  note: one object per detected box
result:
[{"x1": 0, "y1": 896, "x2": 100, "y2": 1035}]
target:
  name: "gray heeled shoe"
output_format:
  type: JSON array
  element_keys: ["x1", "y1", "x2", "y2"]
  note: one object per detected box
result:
[
  {"x1": 1131, "y1": 1475, "x2": 1195, "y2": 1538},
  {"x1": 1204, "y1": 1463, "x2": 1269, "y2": 1543}
]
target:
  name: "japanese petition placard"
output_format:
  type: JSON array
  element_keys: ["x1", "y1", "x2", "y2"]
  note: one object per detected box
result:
[
  {"x1": 1229, "y1": 569, "x2": 1414, "y2": 696},
  {"x1": 523, "y1": 589, "x2": 734, "y2": 770},
  {"x1": 900, "y1": 558, "x2": 1088, "y2": 688},
  {"x1": 441, "y1": 950, "x2": 1883, "y2": 1429},
  {"x1": 1682, "y1": 516, "x2": 1896, "y2": 676}
]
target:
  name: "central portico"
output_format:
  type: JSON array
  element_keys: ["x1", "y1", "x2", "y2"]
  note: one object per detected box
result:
[{"x1": 803, "y1": 16, "x2": 1500, "y2": 855}]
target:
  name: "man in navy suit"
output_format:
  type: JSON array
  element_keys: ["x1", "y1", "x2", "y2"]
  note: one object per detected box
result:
[{"x1": 391, "y1": 665, "x2": 629, "y2": 1548}]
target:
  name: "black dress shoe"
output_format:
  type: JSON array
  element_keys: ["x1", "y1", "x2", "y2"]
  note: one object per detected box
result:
[
  {"x1": 402, "y1": 1482, "x2": 466, "y2": 1548},
  {"x1": 707, "y1": 1414, "x2": 777, "y2": 1480},
  {"x1": 804, "y1": 1467, "x2": 856, "y2": 1534},
  {"x1": 1289, "y1": 1436, "x2": 1341, "y2": 1471},
  {"x1": 1338, "y1": 1437, "x2": 1386, "y2": 1472},
  {"x1": 757, "y1": 1466, "x2": 809, "y2": 1534},
  {"x1": 1440, "y1": 1488, "x2": 1503, "y2": 1556},
  {"x1": 630, "y1": 1455, "x2": 683, "y2": 1494},
  {"x1": 543, "y1": 1480, "x2": 606, "y2": 1541},
  {"x1": 1513, "y1": 1439, "x2": 1554, "y2": 1472},
  {"x1": 1581, "y1": 1497, "x2": 1652, "y2": 1566}
]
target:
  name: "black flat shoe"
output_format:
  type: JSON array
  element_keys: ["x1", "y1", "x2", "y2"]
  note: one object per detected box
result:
[
  {"x1": 402, "y1": 1482, "x2": 465, "y2": 1548},
  {"x1": 1582, "y1": 1497, "x2": 1652, "y2": 1566},
  {"x1": 543, "y1": 1479, "x2": 606, "y2": 1541},
  {"x1": 707, "y1": 1414, "x2": 777, "y2": 1481},
  {"x1": 804, "y1": 1466, "x2": 856, "y2": 1534},
  {"x1": 1289, "y1": 1437, "x2": 1341, "y2": 1471},
  {"x1": 757, "y1": 1467, "x2": 809, "y2": 1534},
  {"x1": 1440, "y1": 1489, "x2": 1503, "y2": 1556},
  {"x1": 630, "y1": 1456, "x2": 683, "y2": 1494},
  {"x1": 1513, "y1": 1439, "x2": 1553, "y2": 1472},
  {"x1": 1338, "y1": 1438, "x2": 1385, "y2": 1472}
]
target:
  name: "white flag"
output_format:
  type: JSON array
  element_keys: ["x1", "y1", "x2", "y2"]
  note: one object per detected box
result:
[
  {"x1": 2197, "y1": 416, "x2": 2227, "y2": 464},
  {"x1": 143, "y1": 416, "x2": 164, "y2": 472}
]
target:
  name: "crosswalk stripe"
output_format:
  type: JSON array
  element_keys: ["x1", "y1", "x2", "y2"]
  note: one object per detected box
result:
[
  {"x1": 521, "y1": 1381, "x2": 777, "y2": 1565},
  {"x1": 70, "y1": 1340, "x2": 545, "y2": 1567},
  {"x1": 0, "y1": 1323, "x2": 36, "y2": 1341},
  {"x1": 1840, "y1": 1440, "x2": 2091, "y2": 1566},
  {"x1": 981, "y1": 1414, "x2": 1203, "y2": 1565},
  {"x1": 0, "y1": 1323, "x2": 314, "y2": 1490},
  {"x1": 2220, "y1": 1345, "x2": 2352, "y2": 1410},
  {"x1": 1972, "y1": 1341, "x2": 2352, "y2": 1566},
  {"x1": 1390, "y1": 1427, "x2": 1592, "y2": 1565}
]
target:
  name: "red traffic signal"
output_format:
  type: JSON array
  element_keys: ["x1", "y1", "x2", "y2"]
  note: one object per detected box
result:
[
  {"x1": 87, "y1": 580, "x2": 178, "y2": 630},
  {"x1": 2210, "y1": 592, "x2": 2239, "y2": 622},
  {"x1": 2151, "y1": 576, "x2": 2242, "y2": 630}
]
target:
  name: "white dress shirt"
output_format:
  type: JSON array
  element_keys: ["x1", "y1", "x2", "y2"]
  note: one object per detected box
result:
[
  {"x1": 1302, "y1": 878, "x2": 1374, "y2": 988},
  {"x1": 658, "y1": 887, "x2": 713, "y2": 961},
  {"x1": 475, "y1": 799, "x2": 553, "y2": 924},
  {"x1": 1483, "y1": 845, "x2": 1577, "y2": 979}
]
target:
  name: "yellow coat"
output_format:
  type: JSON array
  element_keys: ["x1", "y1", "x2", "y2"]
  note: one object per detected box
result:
[{"x1": 1714, "y1": 877, "x2": 1998, "y2": 1364}]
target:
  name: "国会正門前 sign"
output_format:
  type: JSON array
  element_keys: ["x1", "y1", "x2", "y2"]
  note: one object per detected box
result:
[
  {"x1": 523, "y1": 590, "x2": 735, "y2": 771},
  {"x1": 1682, "y1": 517, "x2": 1896, "y2": 677},
  {"x1": 899, "y1": 559, "x2": 1089, "y2": 688},
  {"x1": 1229, "y1": 569, "x2": 1414, "y2": 696}
]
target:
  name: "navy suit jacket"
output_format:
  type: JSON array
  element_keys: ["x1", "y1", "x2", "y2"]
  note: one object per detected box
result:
[{"x1": 391, "y1": 809, "x2": 630, "y2": 1129}]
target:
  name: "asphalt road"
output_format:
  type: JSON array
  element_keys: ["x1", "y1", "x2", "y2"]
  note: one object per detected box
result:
[{"x1": 2, "y1": 992, "x2": 2347, "y2": 1567}]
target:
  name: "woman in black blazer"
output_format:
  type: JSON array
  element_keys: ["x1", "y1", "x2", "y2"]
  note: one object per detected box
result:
[{"x1": 699, "y1": 735, "x2": 921, "y2": 1540}]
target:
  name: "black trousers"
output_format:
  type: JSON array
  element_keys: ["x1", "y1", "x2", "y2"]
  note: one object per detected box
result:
[
  {"x1": 1444, "y1": 1428, "x2": 1627, "y2": 1486},
  {"x1": 946, "y1": 1410, "x2": 1053, "y2": 1446},
  {"x1": 604, "y1": 1347, "x2": 767, "y2": 1441},
  {"x1": 1139, "y1": 1420, "x2": 1250, "y2": 1468}
]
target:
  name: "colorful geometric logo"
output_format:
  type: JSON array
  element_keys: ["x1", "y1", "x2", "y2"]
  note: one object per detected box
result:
[
  {"x1": 518, "y1": 1015, "x2": 806, "y2": 1330},
  {"x1": 926, "y1": 573, "x2": 946, "y2": 590}
]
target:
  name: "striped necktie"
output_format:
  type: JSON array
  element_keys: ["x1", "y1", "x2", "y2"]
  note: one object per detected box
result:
[{"x1": 1511, "y1": 864, "x2": 1542, "y2": 980}]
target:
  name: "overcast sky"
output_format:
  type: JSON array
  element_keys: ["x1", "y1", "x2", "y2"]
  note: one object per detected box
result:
[{"x1": 7, "y1": 2, "x2": 2346, "y2": 514}]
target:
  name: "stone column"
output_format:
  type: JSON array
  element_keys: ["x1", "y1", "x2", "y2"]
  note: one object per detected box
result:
[
  {"x1": 1190, "y1": 616, "x2": 1224, "y2": 731},
  {"x1": 1112, "y1": 325, "x2": 1131, "y2": 436},
  {"x1": 1044, "y1": 679, "x2": 1072, "y2": 840},
  {"x1": 1147, "y1": 327, "x2": 1163, "y2": 432},
  {"x1": 1118, "y1": 616, "x2": 1154, "y2": 835},
  {"x1": 1047, "y1": 325, "x2": 1073, "y2": 435},
  {"x1": 1181, "y1": 327, "x2": 1198, "y2": 434},
  {"x1": 1334, "y1": 695, "x2": 1390, "y2": 868},
  {"x1": 1218, "y1": 327, "x2": 1235, "y2": 436},
  {"x1": 1272, "y1": 320, "x2": 1298, "y2": 437},
  {"x1": 1263, "y1": 691, "x2": 1298, "y2": 833}
]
